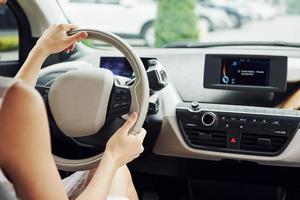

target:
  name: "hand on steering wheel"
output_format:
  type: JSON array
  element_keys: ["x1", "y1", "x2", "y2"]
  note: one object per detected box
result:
[{"x1": 105, "y1": 112, "x2": 146, "y2": 168}]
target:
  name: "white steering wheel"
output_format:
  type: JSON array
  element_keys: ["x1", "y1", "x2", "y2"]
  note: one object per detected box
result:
[{"x1": 38, "y1": 29, "x2": 149, "y2": 171}]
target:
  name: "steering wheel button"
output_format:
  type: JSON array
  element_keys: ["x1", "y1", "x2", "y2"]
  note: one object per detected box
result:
[
  {"x1": 113, "y1": 103, "x2": 120, "y2": 108},
  {"x1": 121, "y1": 95, "x2": 129, "y2": 100},
  {"x1": 120, "y1": 102, "x2": 128, "y2": 107}
]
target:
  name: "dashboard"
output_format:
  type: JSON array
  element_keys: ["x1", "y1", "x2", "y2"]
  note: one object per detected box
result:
[{"x1": 76, "y1": 46, "x2": 300, "y2": 167}]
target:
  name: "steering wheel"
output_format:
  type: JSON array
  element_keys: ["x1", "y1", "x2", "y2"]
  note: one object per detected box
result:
[{"x1": 38, "y1": 29, "x2": 149, "y2": 171}]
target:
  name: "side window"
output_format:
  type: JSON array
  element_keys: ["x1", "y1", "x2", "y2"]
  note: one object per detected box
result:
[{"x1": 0, "y1": 5, "x2": 19, "y2": 62}]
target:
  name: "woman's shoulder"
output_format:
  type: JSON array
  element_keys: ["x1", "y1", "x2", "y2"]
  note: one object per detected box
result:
[{"x1": 0, "y1": 80, "x2": 47, "y2": 165}]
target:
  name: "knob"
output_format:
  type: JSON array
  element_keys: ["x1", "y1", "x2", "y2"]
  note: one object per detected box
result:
[
  {"x1": 191, "y1": 101, "x2": 200, "y2": 110},
  {"x1": 201, "y1": 112, "x2": 217, "y2": 126}
]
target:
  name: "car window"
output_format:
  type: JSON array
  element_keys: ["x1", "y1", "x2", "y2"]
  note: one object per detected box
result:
[
  {"x1": 0, "y1": 5, "x2": 19, "y2": 62},
  {"x1": 57, "y1": 0, "x2": 300, "y2": 48}
]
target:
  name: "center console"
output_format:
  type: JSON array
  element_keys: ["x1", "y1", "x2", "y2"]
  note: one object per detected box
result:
[{"x1": 176, "y1": 103, "x2": 300, "y2": 156}]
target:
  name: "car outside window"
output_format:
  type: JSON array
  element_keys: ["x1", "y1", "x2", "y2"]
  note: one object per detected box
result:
[
  {"x1": 57, "y1": 0, "x2": 300, "y2": 48},
  {"x1": 0, "y1": 5, "x2": 19, "y2": 61}
]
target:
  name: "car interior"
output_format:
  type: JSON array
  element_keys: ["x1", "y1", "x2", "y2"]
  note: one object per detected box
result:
[{"x1": 1, "y1": 0, "x2": 300, "y2": 199}]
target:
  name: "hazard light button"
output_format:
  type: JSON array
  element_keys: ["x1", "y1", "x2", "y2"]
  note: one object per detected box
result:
[{"x1": 227, "y1": 132, "x2": 241, "y2": 149}]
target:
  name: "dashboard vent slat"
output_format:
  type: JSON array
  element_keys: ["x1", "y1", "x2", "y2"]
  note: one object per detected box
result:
[
  {"x1": 185, "y1": 130, "x2": 226, "y2": 148},
  {"x1": 241, "y1": 133, "x2": 288, "y2": 153}
]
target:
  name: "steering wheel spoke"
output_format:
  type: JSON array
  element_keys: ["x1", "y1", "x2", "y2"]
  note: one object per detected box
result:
[{"x1": 106, "y1": 84, "x2": 131, "y2": 120}]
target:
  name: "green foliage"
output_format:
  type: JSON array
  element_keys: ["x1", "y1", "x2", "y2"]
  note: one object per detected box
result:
[
  {"x1": 0, "y1": 35, "x2": 19, "y2": 51},
  {"x1": 155, "y1": 0, "x2": 199, "y2": 47},
  {"x1": 286, "y1": 0, "x2": 300, "y2": 14},
  {"x1": 81, "y1": 39, "x2": 94, "y2": 48}
]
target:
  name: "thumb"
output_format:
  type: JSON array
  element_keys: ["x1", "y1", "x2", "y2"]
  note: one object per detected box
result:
[
  {"x1": 68, "y1": 31, "x2": 88, "y2": 43},
  {"x1": 120, "y1": 112, "x2": 138, "y2": 133}
]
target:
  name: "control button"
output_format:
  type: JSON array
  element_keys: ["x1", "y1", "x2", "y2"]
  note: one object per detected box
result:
[
  {"x1": 115, "y1": 96, "x2": 121, "y2": 101},
  {"x1": 272, "y1": 120, "x2": 280, "y2": 125},
  {"x1": 262, "y1": 119, "x2": 268, "y2": 124},
  {"x1": 192, "y1": 114, "x2": 200, "y2": 119},
  {"x1": 201, "y1": 112, "x2": 217, "y2": 127},
  {"x1": 229, "y1": 137, "x2": 238, "y2": 144},
  {"x1": 239, "y1": 118, "x2": 247, "y2": 122},
  {"x1": 220, "y1": 116, "x2": 227, "y2": 121},
  {"x1": 273, "y1": 130, "x2": 287, "y2": 136},
  {"x1": 112, "y1": 103, "x2": 119, "y2": 109},
  {"x1": 120, "y1": 102, "x2": 129, "y2": 107},
  {"x1": 121, "y1": 95, "x2": 129, "y2": 101},
  {"x1": 227, "y1": 132, "x2": 241, "y2": 149},
  {"x1": 230, "y1": 117, "x2": 237, "y2": 121},
  {"x1": 191, "y1": 101, "x2": 200, "y2": 110},
  {"x1": 251, "y1": 118, "x2": 257, "y2": 123}
]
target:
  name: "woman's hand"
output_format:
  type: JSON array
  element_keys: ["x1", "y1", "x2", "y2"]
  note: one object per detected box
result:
[
  {"x1": 15, "y1": 24, "x2": 87, "y2": 87},
  {"x1": 34, "y1": 24, "x2": 88, "y2": 56},
  {"x1": 105, "y1": 112, "x2": 146, "y2": 168}
]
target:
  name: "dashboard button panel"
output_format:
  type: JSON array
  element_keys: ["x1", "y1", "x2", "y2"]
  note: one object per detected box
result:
[{"x1": 176, "y1": 102, "x2": 300, "y2": 156}]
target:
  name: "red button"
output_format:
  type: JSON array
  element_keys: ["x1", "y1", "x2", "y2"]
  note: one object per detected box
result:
[{"x1": 230, "y1": 137, "x2": 237, "y2": 144}]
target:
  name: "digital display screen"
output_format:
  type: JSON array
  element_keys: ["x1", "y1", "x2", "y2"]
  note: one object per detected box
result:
[
  {"x1": 100, "y1": 57, "x2": 154, "y2": 77},
  {"x1": 220, "y1": 58, "x2": 270, "y2": 86}
]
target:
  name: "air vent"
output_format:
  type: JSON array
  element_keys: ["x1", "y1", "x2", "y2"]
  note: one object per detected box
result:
[
  {"x1": 185, "y1": 130, "x2": 226, "y2": 148},
  {"x1": 241, "y1": 133, "x2": 288, "y2": 153}
]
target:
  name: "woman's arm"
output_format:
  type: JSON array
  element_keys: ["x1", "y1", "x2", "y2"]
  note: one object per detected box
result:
[
  {"x1": 76, "y1": 113, "x2": 145, "y2": 200},
  {"x1": 0, "y1": 82, "x2": 145, "y2": 200},
  {"x1": 15, "y1": 24, "x2": 88, "y2": 86}
]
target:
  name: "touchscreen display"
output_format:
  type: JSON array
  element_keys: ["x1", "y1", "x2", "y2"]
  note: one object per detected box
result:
[
  {"x1": 220, "y1": 58, "x2": 270, "y2": 86},
  {"x1": 100, "y1": 57, "x2": 154, "y2": 77}
]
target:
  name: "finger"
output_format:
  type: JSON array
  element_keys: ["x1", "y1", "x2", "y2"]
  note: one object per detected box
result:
[
  {"x1": 64, "y1": 24, "x2": 79, "y2": 30},
  {"x1": 136, "y1": 129, "x2": 146, "y2": 141},
  {"x1": 120, "y1": 112, "x2": 138, "y2": 133},
  {"x1": 139, "y1": 146, "x2": 144, "y2": 154},
  {"x1": 68, "y1": 31, "x2": 88, "y2": 43}
]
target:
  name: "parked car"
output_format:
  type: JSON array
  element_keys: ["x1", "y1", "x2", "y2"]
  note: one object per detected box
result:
[
  {"x1": 239, "y1": 0, "x2": 280, "y2": 20},
  {"x1": 198, "y1": 0, "x2": 252, "y2": 28},
  {"x1": 196, "y1": 4, "x2": 234, "y2": 32}
]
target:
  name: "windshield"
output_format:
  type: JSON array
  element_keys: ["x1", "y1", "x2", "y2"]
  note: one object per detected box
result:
[{"x1": 57, "y1": 0, "x2": 300, "y2": 48}]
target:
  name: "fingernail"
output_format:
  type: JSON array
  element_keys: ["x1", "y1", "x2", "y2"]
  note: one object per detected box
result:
[{"x1": 130, "y1": 112, "x2": 136, "y2": 118}]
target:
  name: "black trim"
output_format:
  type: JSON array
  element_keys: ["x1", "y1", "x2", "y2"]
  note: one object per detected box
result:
[{"x1": 0, "y1": 0, "x2": 34, "y2": 77}]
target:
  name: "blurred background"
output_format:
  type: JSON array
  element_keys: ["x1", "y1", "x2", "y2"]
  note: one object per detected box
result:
[{"x1": 1, "y1": 0, "x2": 300, "y2": 61}]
